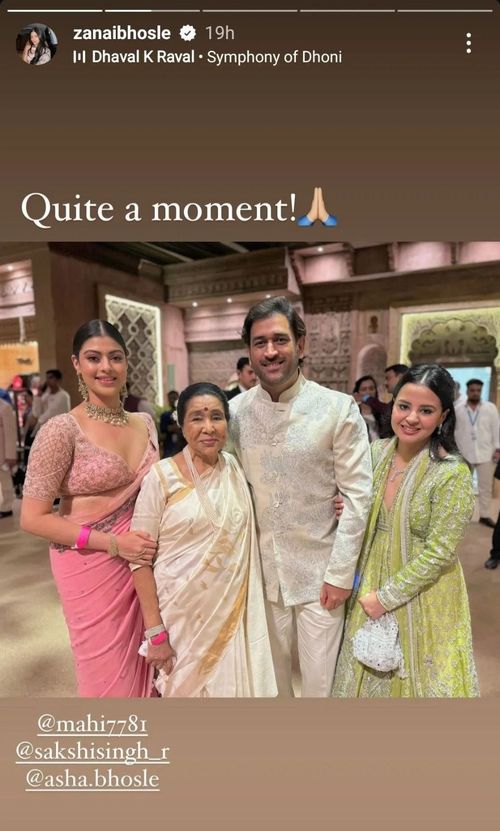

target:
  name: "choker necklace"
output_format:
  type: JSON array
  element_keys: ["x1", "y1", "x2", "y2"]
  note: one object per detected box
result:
[{"x1": 84, "y1": 401, "x2": 129, "y2": 426}]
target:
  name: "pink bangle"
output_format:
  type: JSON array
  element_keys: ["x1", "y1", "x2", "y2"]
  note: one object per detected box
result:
[
  {"x1": 75, "y1": 525, "x2": 92, "y2": 550},
  {"x1": 150, "y1": 631, "x2": 168, "y2": 646}
]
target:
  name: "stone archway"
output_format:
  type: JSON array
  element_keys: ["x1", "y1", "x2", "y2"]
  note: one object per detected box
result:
[
  {"x1": 356, "y1": 343, "x2": 387, "y2": 393},
  {"x1": 399, "y1": 307, "x2": 500, "y2": 405},
  {"x1": 408, "y1": 317, "x2": 497, "y2": 366}
]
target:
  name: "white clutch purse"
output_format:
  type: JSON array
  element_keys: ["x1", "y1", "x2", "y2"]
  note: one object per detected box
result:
[{"x1": 352, "y1": 613, "x2": 407, "y2": 677}]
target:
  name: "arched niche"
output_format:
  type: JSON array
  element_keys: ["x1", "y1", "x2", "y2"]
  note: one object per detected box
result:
[
  {"x1": 402, "y1": 310, "x2": 500, "y2": 405},
  {"x1": 356, "y1": 343, "x2": 387, "y2": 394},
  {"x1": 408, "y1": 317, "x2": 498, "y2": 366}
]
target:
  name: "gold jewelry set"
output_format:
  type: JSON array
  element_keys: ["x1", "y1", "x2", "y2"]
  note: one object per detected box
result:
[{"x1": 77, "y1": 373, "x2": 129, "y2": 426}]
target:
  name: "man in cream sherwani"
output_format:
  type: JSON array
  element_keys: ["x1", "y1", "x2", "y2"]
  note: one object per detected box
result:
[{"x1": 229, "y1": 297, "x2": 372, "y2": 697}]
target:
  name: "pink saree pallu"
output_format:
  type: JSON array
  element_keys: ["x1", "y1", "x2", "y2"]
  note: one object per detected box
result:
[{"x1": 50, "y1": 506, "x2": 154, "y2": 698}]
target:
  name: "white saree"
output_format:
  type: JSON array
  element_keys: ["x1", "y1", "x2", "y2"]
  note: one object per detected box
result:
[{"x1": 131, "y1": 451, "x2": 277, "y2": 698}]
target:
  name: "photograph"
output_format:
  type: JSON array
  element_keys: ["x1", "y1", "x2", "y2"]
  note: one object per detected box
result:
[
  {"x1": 16, "y1": 23, "x2": 57, "y2": 66},
  {"x1": 1, "y1": 240, "x2": 498, "y2": 700}
]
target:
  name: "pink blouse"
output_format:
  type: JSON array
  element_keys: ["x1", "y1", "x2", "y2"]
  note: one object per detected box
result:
[{"x1": 24, "y1": 412, "x2": 158, "y2": 506}]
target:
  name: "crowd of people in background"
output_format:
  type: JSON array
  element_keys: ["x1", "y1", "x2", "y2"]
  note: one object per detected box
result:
[
  {"x1": 2, "y1": 348, "x2": 499, "y2": 571},
  {"x1": 2, "y1": 350, "x2": 499, "y2": 564}
]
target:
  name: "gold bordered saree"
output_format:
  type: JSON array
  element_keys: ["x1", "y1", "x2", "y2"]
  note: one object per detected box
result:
[
  {"x1": 333, "y1": 438, "x2": 479, "y2": 698},
  {"x1": 131, "y1": 450, "x2": 277, "y2": 697}
]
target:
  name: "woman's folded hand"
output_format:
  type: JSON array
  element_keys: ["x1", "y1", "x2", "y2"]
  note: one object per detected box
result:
[
  {"x1": 358, "y1": 590, "x2": 387, "y2": 620},
  {"x1": 147, "y1": 638, "x2": 177, "y2": 675},
  {"x1": 113, "y1": 530, "x2": 157, "y2": 566}
]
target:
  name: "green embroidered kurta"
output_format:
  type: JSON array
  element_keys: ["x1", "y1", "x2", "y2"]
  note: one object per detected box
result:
[{"x1": 333, "y1": 439, "x2": 479, "y2": 698}]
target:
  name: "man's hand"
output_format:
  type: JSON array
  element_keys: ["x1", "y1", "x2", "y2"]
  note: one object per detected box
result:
[
  {"x1": 333, "y1": 493, "x2": 344, "y2": 519},
  {"x1": 320, "y1": 582, "x2": 351, "y2": 611}
]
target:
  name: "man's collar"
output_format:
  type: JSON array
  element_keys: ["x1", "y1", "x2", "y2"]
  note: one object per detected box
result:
[{"x1": 256, "y1": 371, "x2": 305, "y2": 403}]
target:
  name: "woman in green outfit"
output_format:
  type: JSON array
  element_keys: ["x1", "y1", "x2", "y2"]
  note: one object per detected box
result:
[{"x1": 333, "y1": 364, "x2": 479, "y2": 698}]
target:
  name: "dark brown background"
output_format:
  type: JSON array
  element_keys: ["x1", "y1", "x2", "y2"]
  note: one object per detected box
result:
[
  {"x1": 1, "y1": 2, "x2": 499, "y2": 827},
  {"x1": 1, "y1": 1, "x2": 499, "y2": 238},
  {"x1": 1, "y1": 699, "x2": 499, "y2": 829}
]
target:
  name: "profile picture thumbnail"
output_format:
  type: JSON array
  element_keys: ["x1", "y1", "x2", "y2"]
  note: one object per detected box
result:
[{"x1": 17, "y1": 23, "x2": 58, "y2": 66}]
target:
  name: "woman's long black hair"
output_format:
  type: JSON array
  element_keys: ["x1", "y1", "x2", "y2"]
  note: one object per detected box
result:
[
  {"x1": 28, "y1": 26, "x2": 50, "y2": 65},
  {"x1": 389, "y1": 364, "x2": 459, "y2": 460}
]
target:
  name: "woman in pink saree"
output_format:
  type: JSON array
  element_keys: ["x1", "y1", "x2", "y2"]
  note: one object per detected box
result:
[{"x1": 21, "y1": 320, "x2": 159, "y2": 697}]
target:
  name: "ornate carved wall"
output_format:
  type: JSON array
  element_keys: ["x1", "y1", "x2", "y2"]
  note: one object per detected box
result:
[
  {"x1": 401, "y1": 308, "x2": 500, "y2": 367},
  {"x1": 352, "y1": 310, "x2": 389, "y2": 393},
  {"x1": 105, "y1": 294, "x2": 163, "y2": 406},
  {"x1": 303, "y1": 310, "x2": 352, "y2": 392},
  {"x1": 188, "y1": 344, "x2": 246, "y2": 390},
  {"x1": 408, "y1": 318, "x2": 497, "y2": 365},
  {"x1": 0, "y1": 265, "x2": 35, "y2": 320},
  {"x1": 400, "y1": 306, "x2": 500, "y2": 403},
  {"x1": 164, "y1": 247, "x2": 299, "y2": 306},
  {"x1": 357, "y1": 343, "x2": 388, "y2": 388}
]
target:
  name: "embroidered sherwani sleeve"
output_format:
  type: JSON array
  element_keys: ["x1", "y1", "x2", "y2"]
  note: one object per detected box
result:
[
  {"x1": 377, "y1": 464, "x2": 475, "y2": 611},
  {"x1": 323, "y1": 398, "x2": 373, "y2": 590}
]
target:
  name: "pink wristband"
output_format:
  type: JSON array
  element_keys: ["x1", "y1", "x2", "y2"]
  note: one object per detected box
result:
[
  {"x1": 75, "y1": 525, "x2": 92, "y2": 550},
  {"x1": 150, "y1": 631, "x2": 168, "y2": 646}
]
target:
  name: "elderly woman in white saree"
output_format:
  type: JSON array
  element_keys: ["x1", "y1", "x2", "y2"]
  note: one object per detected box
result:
[{"x1": 131, "y1": 382, "x2": 277, "y2": 698}]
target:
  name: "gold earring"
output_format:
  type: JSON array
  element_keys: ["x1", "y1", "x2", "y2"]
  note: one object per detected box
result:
[
  {"x1": 77, "y1": 373, "x2": 89, "y2": 402},
  {"x1": 120, "y1": 384, "x2": 128, "y2": 403}
]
